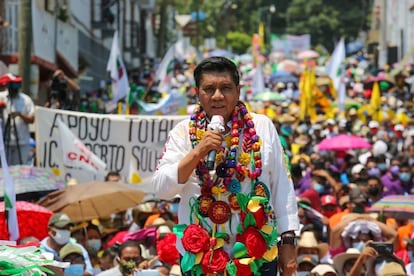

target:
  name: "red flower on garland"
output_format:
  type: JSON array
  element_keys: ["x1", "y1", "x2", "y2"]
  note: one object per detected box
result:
[
  {"x1": 238, "y1": 226, "x2": 267, "y2": 259},
  {"x1": 156, "y1": 233, "x2": 179, "y2": 266},
  {"x1": 201, "y1": 249, "x2": 230, "y2": 274},
  {"x1": 240, "y1": 204, "x2": 265, "y2": 229},
  {"x1": 251, "y1": 204, "x2": 265, "y2": 228},
  {"x1": 234, "y1": 259, "x2": 252, "y2": 276},
  {"x1": 181, "y1": 224, "x2": 210, "y2": 254}
]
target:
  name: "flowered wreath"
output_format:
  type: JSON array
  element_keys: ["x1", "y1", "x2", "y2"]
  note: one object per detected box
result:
[{"x1": 173, "y1": 102, "x2": 279, "y2": 276}]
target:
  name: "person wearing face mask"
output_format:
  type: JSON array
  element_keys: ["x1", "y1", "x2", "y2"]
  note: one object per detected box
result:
[
  {"x1": 97, "y1": 240, "x2": 149, "y2": 276},
  {"x1": 320, "y1": 195, "x2": 340, "y2": 219},
  {"x1": 0, "y1": 73, "x2": 35, "y2": 165},
  {"x1": 40, "y1": 213, "x2": 94, "y2": 275},
  {"x1": 59, "y1": 243, "x2": 87, "y2": 276},
  {"x1": 297, "y1": 230, "x2": 331, "y2": 265},
  {"x1": 364, "y1": 176, "x2": 384, "y2": 205},
  {"x1": 381, "y1": 166, "x2": 404, "y2": 196},
  {"x1": 399, "y1": 162, "x2": 413, "y2": 194},
  {"x1": 85, "y1": 224, "x2": 103, "y2": 254}
]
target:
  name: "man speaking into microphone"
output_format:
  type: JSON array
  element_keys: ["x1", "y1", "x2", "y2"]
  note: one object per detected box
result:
[{"x1": 152, "y1": 56, "x2": 299, "y2": 276}]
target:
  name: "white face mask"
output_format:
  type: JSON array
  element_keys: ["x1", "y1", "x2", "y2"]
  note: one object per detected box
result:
[
  {"x1": 86, "y1": 239, "x2": 102, "y2": 252},
  {"x1": 52, "y1": 229, "x2": 71, "y2": 245}
]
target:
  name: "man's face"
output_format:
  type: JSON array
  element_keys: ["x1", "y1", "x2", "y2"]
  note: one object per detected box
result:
[
  {"x1": 119, "y1": 246, "x2": 142, "y2": 269},
  {"x1": 196, "y1": 72, "x2": 240, "y2": 123}
]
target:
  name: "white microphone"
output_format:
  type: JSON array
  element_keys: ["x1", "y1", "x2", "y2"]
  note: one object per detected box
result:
[{"x1": 206, "y1": 115, "x2": 225, "y2": 170}]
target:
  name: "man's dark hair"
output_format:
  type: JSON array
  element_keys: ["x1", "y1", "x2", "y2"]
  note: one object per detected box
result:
[
  {"x1": 118, "y1": 240, "x2": 141, "y2": 257},
  {"x1": 102, "y1": 246, "x2": 118, "y2": 261},
  {"x1": 105, "y1": 171, "x2": 120, "y2": 181},
  {"x1": 367, "y1": 175, "x2": 382, "y2": 186},
  {"x1": 193, "y1": 56, "x2": 240, "y2": 88}
]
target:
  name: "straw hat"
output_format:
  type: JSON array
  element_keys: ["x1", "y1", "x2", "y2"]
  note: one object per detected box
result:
[
  {"x1": 366, "y1": 254, "x2": 407, "y2": 276},
  {"x1": 294, "y1": 134, "x2": 310, "y2": 145},
  {"x1": 332, "y1": 248, "x2": 360, "y2": 276},
  {"x1": 278, "y1": 113, "x2": 296, "y2": 124},
  {"x1": 297, "y1": 231, "x2": 329, "y2": 259},
  {"x1": 379, "y1": 262, "x2": 406, "y2": 276},
  {"x1": 310, "y1": 264, "x2": 337, "y2": 275}
]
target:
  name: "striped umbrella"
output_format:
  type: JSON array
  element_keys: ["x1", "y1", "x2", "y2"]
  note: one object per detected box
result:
[{"x1": 368, "y1": 195, "x2": 414, "y2": 219}]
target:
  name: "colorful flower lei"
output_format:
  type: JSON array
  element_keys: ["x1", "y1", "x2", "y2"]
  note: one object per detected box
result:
[{"x1": 174, "y1": 102, "x2": 279, "y2": 276}]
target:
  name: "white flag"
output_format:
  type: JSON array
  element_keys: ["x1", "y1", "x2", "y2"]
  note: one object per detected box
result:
[
  {"x1": 0, "y1": 123, "x2": 19, "y2": 241},
  {"x1": 57, "y1": 119, "x2": 107, "y2": 175},
  {"x1": 326, "y1": 37, "x2": 346, "y2": 112},
  {"x1": 155, "y1": 40, "x2": 187, "y2": 94},
  {"x1": 107, "y1": 31, "x2": 129, "y2": 103},
  {"x1": 251, "y1": 63, "x2": 265, "y2": 96}
]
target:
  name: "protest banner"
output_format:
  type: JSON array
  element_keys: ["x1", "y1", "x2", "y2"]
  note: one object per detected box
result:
[{"x1": 35, "y1": 107, "x2": 186, "y2": 183}]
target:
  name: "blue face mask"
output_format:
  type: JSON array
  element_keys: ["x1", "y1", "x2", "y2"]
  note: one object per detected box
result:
[
  {"x1": 64, "y1": 264, "x2": 84, "y2": 276},
  {"x1": 352, "y1": 241, "x2": 365, "y2": 252},
  {"x1": 409, "y1": 251, "x2": 414, "y2": 263},
  {"x1": 400, "y1": 173, "x2": 411, "y2": 182},
  {"x1": 313, "y1": 183, "x2": 325, "y2": 194},
  {"x1": 377, "y1": 163, "x2": 388, "y2": 171}
]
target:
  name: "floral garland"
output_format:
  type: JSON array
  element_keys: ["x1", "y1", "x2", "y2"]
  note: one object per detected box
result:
[{"x1": 174, "y1": 102, "x2": 279, "y2": 276}]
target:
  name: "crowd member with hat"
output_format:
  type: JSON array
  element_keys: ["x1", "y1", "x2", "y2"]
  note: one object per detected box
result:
[
  {"x1": 332, "y1": 248, "x2": 360, "y2": 276},
  {"x1": 310, "y1": 263, "x2": 337, "y2": 275},
  {"x1": 297, "y1": 230, "x2": 331, "y2": 265},
  {"x1": 0, "y1": 73, "x2": 34, "y2": 165},
  {"x1": 320, "y1": 195, "x2": 340, "y2": 219},
  {"x1": 328, "y1": 195, "x2": 352, "y2": 230},
  {"x1": 40, "y1": 213, "x2": 94, "y2": 275},
  {"x1": 321, "y1": 119, "x2": 338, "y2": 138},
  {"x1": 297, "y1": 254, "x2": 319, "y2": 275},
  {"x1": 59, "y1": 243, "x2": 87, "y2": 276},
  {"x1": 396, "y1": 233, "x2": 414, "y2": 266},
  {"x1": 362, "y1": 248, "x2": 407, "y2": 276}
]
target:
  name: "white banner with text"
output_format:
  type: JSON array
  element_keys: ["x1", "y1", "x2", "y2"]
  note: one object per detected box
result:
[{"x1": 35, "y1": 107, "x2": 186, "y2": 183}]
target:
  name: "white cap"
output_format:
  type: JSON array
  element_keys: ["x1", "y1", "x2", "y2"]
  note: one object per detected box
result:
[
  {"x1": 368, "y1": 120, "x2": 379, "y2": 128},
  {"x1": 326, "y1": 119, "x2": 335, "y2": 125},
  {"x1": 351, "y1": 164, "x2": 365, "y2": 174},
  {"x1": 313, "y1": 124, "x2": 322, "y2": 131},
  {"x1": 394, "y1": 124, "x2": 405, "y2": 131},
  {"x1": 339, "y1": 119, "x2": 347, "y2": 128}
]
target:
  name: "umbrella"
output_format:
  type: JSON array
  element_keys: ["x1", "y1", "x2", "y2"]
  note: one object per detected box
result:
[
  {"x1": 297, "y1": 50, "x2": 320, "y2": 59},
  {"x1": 317, "y1": 134, "x2": 371, "y2": 151},
  {"x1": 0, "y1": 165, "x2": 66, "y2": 200},
  {"x1": 368, "y1": 195, "x2": 414, "y2": 219},
  {"x1": 277, "y1": 59, "x2": 299, "y2": 74},
  {"x1": 37, "y1": 181, "x2": 146, "y2": 222},
  {"x1": 363, "y1": 78, "x2": 394, "y2": 91},
  {"x1": 269, "y1": 71, "x2": 299, "y2": 85},
  {"x1": 252, "y1": 91, "x2": 286, "y2": 103},
  {"x1": 0, "y1": 201, "x2": 53, "y2": 241}
]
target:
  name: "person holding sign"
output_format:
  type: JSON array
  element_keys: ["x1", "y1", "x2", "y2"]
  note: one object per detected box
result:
[{"x1": 152, "y1": 56, "x2": 299, "y2": 275}]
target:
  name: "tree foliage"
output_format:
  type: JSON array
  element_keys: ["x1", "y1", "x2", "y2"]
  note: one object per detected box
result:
[
  {"x1": 169, "y1": 0, "x2": 372, "y2": 53},
  {"x1": 286, "y1": 0, "x2": 371, "y2": 51}
]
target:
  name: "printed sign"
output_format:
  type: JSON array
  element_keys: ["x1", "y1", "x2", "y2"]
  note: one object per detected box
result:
[{"x1": 35, "y1": 107, "x2": 186, "y2": 182}]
